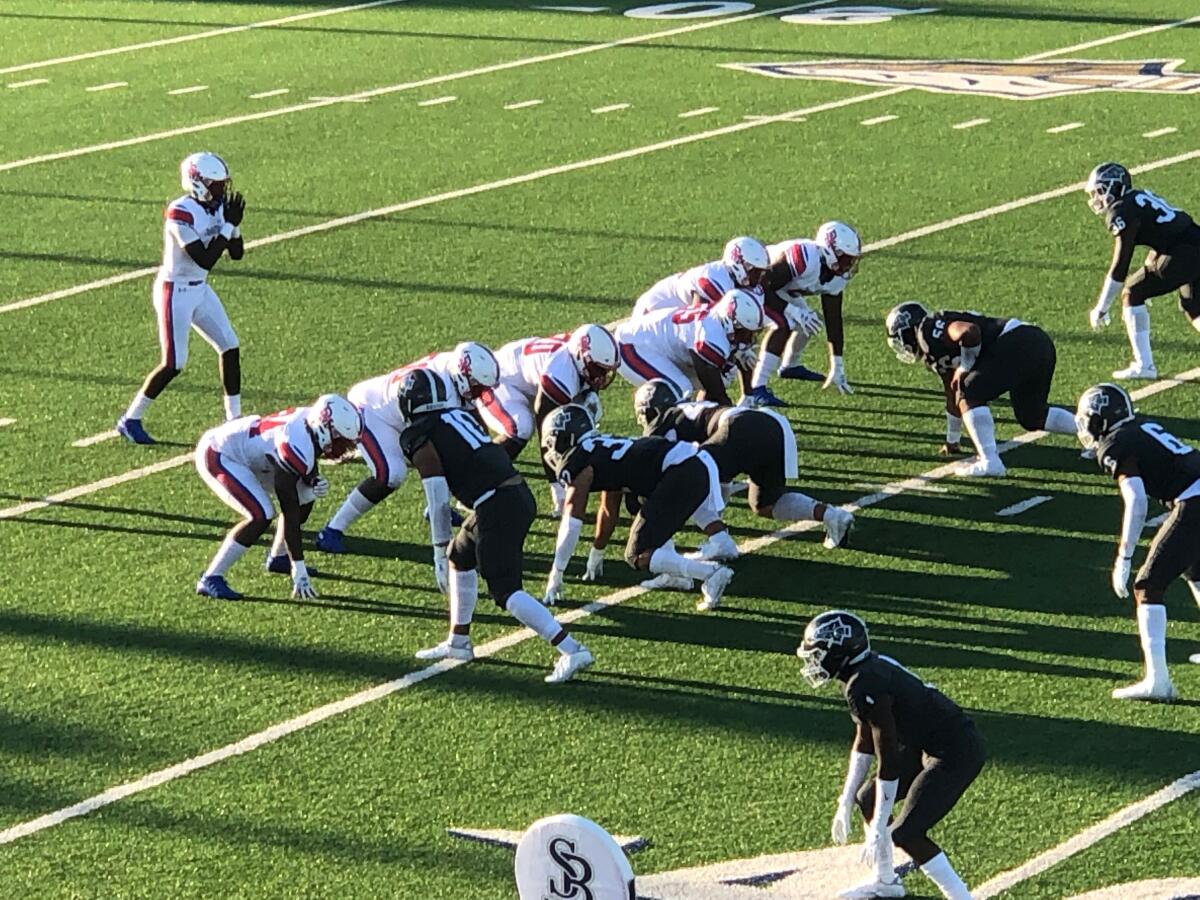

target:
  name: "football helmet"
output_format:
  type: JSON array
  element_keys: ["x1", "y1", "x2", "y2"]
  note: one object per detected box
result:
[
  {"x1": 885, "y1": 301, "x2": 930, "y2": 364},
  {"x1": 306, "y1": 394, "x2": 362, "y2": 458},
  {"x1": 1085, "y1": 162, "x2": 1132, "y2": 215},
  {"x1": 816, "y1": 221, "x2": 862, "y2": 277},
  {"x1": 1075, "y1": 383, "x2": 1134, "y2": 449},
  {"x1": 180, "y1": 152, "x2": 230, "y2": 206},
  {"x1": 448, "y1": 342, "x2": 500, "y2": 401},
  {"x1": 539, "y1": 403, "x2": 597, "y2": 473},
  {"x1": 396, "y1": 368, "x2": 456, "y2": 420},
  {"x1": 722, "y1": 236, "x2": 771, "y2": 289},
  {"x1": 568, "y1": 324, "x2": 620, "y2": 391},
  {"x1": 634, "y1": 378, "x2": 683, "y2": 430},
  {"x1": 712, "y1": 289, "x2": 767, "y2": 347},
  {"x1": 797, "y1": 610, "x2": 870, "y2": 688}
]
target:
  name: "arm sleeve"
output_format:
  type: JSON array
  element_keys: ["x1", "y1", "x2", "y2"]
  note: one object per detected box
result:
[
  {"x1": 1117, "y1": 476, "x2": 1148, "y2": 559},
  {"x1": 552, "y1": 516, "x2": 584, "y2": 572},
  {"x1": 839, "y1": 750, "x2": 874, "y2": 803},
  {"x1": 872, "y1": 778, "x2": 899, "y2": 830},
  {"x1": 421, "y1": 476, "x2": 453, "y2": 546}
]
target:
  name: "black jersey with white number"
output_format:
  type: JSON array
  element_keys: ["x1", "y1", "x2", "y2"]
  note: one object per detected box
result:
[
  {"x1": 400, "y1": 408, "x2": 517, "y2": 508},
  {"x1": 844, "y1": 652, "x2": 971, "y2": 754},
  {"x1": 1096, "y1": 418, "x2": 1200, "y2": 502},
  {"x1": 1105, "y1": 189, "x2": 1200, "y2": 254},
  {"x1": 647, "y1": 401, "x2": 724, "y2": 443},
  {"x1": 915, "y1": 311, "x2": 1010, "y2": 375},
  {"x1": 552, "y1": 433, "x2": 675, "y2": 496}
]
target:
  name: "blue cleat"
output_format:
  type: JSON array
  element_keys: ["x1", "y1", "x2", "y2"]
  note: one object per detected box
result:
[
  {"x1": 745, "y1": 386, "x2": 789, "y2": 408},
  {"x1": 265, "y1": 555, "x2": 319, "y2": 576},
  {"x1": 779, "y1": 364, "x2": 825, "y2": 382},
  {"x1": 196, "y1": 574, "x2": 242, "y2": 600},
  {"x1": 315, "y1": 526, "x2": 347, "y2": 554},
  {"x1": 116, "y1": 415, "x2": 156, "y2": 445}
]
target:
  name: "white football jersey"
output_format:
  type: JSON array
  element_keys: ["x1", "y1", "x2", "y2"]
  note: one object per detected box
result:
[
  {"x1": 615, "y1": 307, "x2": 734, "y2": 370},
  {"x1": 348, "y1": 352, "x2": 461, "y2": 432},
  {"x1": 210, "y1": 408, "x2": 317, "y2": 481},
  {"x1": 768, "y1": 239, "x2": 850, "y2": 303},
  {"x1": 161, "y1": 195, "x2": 227, "y2": 283},
  {"x1": 493, "y1": 334, "x2": 584, "y2": 404},
  {"x1": 675, "y1": 261, "x2": 765, "y2": 306}
]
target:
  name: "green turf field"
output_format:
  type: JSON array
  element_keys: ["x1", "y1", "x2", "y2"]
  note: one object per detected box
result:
[{"x1": 2, "y1": 1, "x2": 1199, "y2": 897}]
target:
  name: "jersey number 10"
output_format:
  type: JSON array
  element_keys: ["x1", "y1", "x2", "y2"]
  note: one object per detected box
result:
[{"x1": 445, "y1": 409, "x2": 491, "y2": 449}]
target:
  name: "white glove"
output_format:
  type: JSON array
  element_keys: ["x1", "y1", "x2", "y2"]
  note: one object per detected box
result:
[
  {"x1": 733, "y1": 345, "x2": 758, "y2": 372},
  {"x1": 544, "y1": 567, "x2": 565, "y2": 606},
  {"x1": 583, "y1": 546, "x2": 604, "y2": 582},
  {"x1": 789, "y1": 304, "x2": 823, "y2": 337},
  {"x1": 860, "y1": 823, "x2": 892, "y2": 868},
  {"x1": 1112, "y1": 555, "x2": 1132, "y2": 598},
  {"x1": 291, "y1": 561, "x2": 317, "y2": 599},
  {"x1": 310, "y1": 475, "x2": 330, "y2": 498},
  {"x1": 433, "y1": 546, "x2": 449, "y2": 594},
  {"x1": 1089, "y1": 305, "x2": 1110, "y2": 330},
  {"x1": 831, "y1": 797, "x2": 855, "y2": 845},
  {"x1": 823, "y1": 356, "x2": 853, "y2": 395}
]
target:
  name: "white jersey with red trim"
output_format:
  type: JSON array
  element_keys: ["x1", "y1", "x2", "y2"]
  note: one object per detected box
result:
[
  {"x1": 347, "y1": 352, "x2": 460, "y2": 432},
  {"x1": 493, "y1": 334, "x2": 583, "y2": 405},
  {"x1": 209, "y1": 408, "x2": 318, "y2": 481},
  {"x1": 676, "y1": 260, "x2": 740, "y2": 307},
  {"x1": 768, "y1": 239, "x2": 849, "y2": 303},
  {"x1": 616, "y1": 307, "x2": 734, "y2": 371},
  {"x1": 161, "y1": 194, "x2": 227, "y2": 283}
]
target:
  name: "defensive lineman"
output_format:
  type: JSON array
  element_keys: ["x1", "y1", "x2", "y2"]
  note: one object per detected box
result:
[
  {"x1": 799, "y1": 611, "x2": 985, "y2": 900},
  {"x1": 119, "y1": 152, "x2": 246, "y2": 444},
  {"x1": 1077, "y1": 383, "x2": 1200, "y2": 700},
  {"x1": 630, "y1": 236, "x2": 770, "y2": 318}
]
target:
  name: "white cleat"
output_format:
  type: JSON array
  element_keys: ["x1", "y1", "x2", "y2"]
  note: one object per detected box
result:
[
  {"x1": 955, "y1": 457, "x2": 1007, "y2": 478},
  {"x1": 640, "y1": 573, "x2": 695, "y2": 591},
  {"x1": 1112, "y1": 677, "x2": 1177, "y2": 702},
  {"x1": 837, "y1": 877, "x2": 906, "y2": 899},
  {"x1": 696, "y1": 566, "x2": 734, "y2": 611},
  {"x1": 1190, "y1": 653, "x2": 1200, "y2": 665},
  {"x1": 415, "y1": 638, "x2": 475, "y2": 661},
  {"x1": 692, "y1": 531, "x2": 739, "y2": 562},
  {"x1": 822, "y1": 507, "x2": 855, "y2": 550},
  {"x1": 545, "y1": 646, "x2": 594, "y2": 684},
  {"x1": 1112, "y1": 364, "x2": 1158, "y2": 380}
]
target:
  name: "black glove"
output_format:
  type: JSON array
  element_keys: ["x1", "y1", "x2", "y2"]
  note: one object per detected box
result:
[{"x1": 223, "y1": 191, "x2": 245, "y2": 227}]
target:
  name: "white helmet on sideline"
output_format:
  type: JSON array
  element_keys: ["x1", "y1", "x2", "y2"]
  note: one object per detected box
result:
[
  {"x1": 815, "y1": 221, "x2": 861, "y2": 277},
  {"x1": 568, "y1": 324, "x2": 620, "y2": 390},
  {"x1": 722, "y1": 236, "x2": 770, "y2": 289},
  {"x1": 180, "y1": 151, "x2": 231, "y2": 205},
  {"x1": 449, "y1": 342, "x2": 500, "y2": 401},
  {"x1": 306, "y1": 394, "x2": 362, "y2": 457}
]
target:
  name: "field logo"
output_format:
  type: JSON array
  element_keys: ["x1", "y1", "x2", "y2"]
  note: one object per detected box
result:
[
  {"x1": 724, "y1": 59, "x2": 1200, "y2": 100},
  {"x1": 512, "y1": 814, "x2": 637, "y2": 900},
  {"x1": 780, "y1": 5, "x2": 937, "y2": 25}
]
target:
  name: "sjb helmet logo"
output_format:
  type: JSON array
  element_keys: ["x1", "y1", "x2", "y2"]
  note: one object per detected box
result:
[{"x1": 546, "y1": 837, "x2": 595, "y2": 899}]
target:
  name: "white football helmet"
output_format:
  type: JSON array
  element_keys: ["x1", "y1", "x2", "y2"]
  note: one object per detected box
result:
[
  {"x1": 712, "y1": 289, "x2": 766, "y2": 345},
  {"x1": 722, "y1": 236, "x2": 770, "y2": 289},
  {"x1": 816, "y1": 221, "x2": 861, "y2": 278},
  {"x1": 306, "y1": 394, "x2": 363, "y2": 457},
  {"x1": 448, "y1": 342, "x2": 500, "y2": 401},
  {"x1": 568, "y1": 324, "x2": 620, "y2": 390},
  {"x1": 180, "y1": 152, "x2": 230, "y2": 205}
]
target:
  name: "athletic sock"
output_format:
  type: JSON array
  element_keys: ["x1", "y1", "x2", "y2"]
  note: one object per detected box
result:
[
  {"x1": 962, "y1": 406, "x2": 1001, "y2": 465},
  {"x1": 771, "y1": 491, "x2": 818, "y2": 522},
  {"x1": 1137, "y1": 603, "x2": 1169, "y2": 685},
  {"x1": 920, "y1": 852, "x2": 972, "y2": 900},
  {"x1": 1123, "y1": 305, "x2": 1155, "y2": 370},
  {"x1": 224, "y1": 393, "x2": 241, "y2": 421},
  {"x1": 205, "y1": 533, "x2": 250, "y2": 577},
  {"x1": 751, "y1": 351, "x2": 781, "y2": 389},
  {"x1": 780, "y1": 330, "x2": 810, "y2": 369},
  {"x1": 506, "y1": 590, "x2": 565, "y2": 644},
  {"x1": 125, "y1": 392, "x2": 153, "y2": 421},
  {"x1": 1043, "y1": 406, "x2": 1076, "y2": 435},
  {"x1": 649, "y1": 544, "x2": 718, "y2": 582},
  {"x1": 328, "y1": 488, "x2": 376, "y2": 533},
  {"x1": 553, "y1": 634, "x2": 583, "y2": 655},
  {"x1": 450, "y1": 567, "x2": 479, "y2": 630}
]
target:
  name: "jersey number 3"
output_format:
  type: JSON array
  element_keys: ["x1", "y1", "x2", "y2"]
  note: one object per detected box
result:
[{"x1": 1135, "y1": 190, "x2": 1178, "y2": 224}]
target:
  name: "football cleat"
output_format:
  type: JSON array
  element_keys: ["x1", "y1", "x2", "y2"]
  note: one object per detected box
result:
[
  {"x1": 307, "y1": 394, "x2": 362, "y2": 458},
  {"x1": 416, "y1": 638, "x2": 475, "y2": 661},
  {"x1": 640, "y1": 573, "x2": 695, "y2": 591},
  {"x1": 265, "y1": 555, "x2": 319, "y2": 576},
  {"x1": 836, "y1": 877, "x2": 906, "y2": 899},
  {"x1": 779, "y1": 364, "x2": 826, "y2": 382},
  {"x1": 546, "y1": 646, "x2": 594, "y2": 684},
  {"x1": 822, "y1": 507, "x2": 855, "y2": 550},
  {"x1": 196, "y1": 574, "x2": 242, "y2": 600},
  {"x1": 315, "y1": 526, "x2": 347, "y2": 554},
  {"x1": 745, "y1": 385, "x2": 789, "y2": 408},
  {"x1": 955, "y1": 458, "x2": 1007, "y2": 478},
  {"x1": 1112, "y1": 364, "x2": 1158, "y2": 380},
  {"x1": 696, "y1": 566, "x2": 734, "y2": 611},
  {"x1": 693, "y1": 531, "x2": 740, "y2": 562},
  {"x1": 1112, "y1": 677, "x2": 1177, "y2": 702},
  {"x1": 116, "y1": 416, "x2": 155, "y2": 445}
]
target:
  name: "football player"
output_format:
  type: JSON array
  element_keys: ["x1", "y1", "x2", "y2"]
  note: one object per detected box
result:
[
  {"x1": 885, "y1": 302, "x2": 1077, "y2": 477},
  {"x1": 748, "y1": 221, "x2": 862, "y2": 408},
  {"x1": 1085, "y1": 162, "x2": 1200, "y2": 379},
  {"x1": 315, "y1": 343, "x2": 499, "y2": 556},
  {"x1": 540, "y1": 404, "x2": 735, "y2": 612},
  {"x1": 614, "y1": 290, "x2": 766, "y2": 407},
  {"x1": 1076, "y1": 383, "x2": 1200, "y2": 701},
  {"x1": 118, "y1": 152, "x2": 247, "y2": 444},
  {"x1": 799, "y1": 610, "x2": 984, "y2": 900},
  {"x1": 400, "y1": 370, "x2": 594, "y2": 684},
  {"x1": 630, "y1": 236, "x2": 770, "y2": 318},
  {"x1": 634, "y1": 378, "x2": 854, "y2": 575},
  {"x1": 194, "y1": 394, "x2": 362, "y2": 600}
]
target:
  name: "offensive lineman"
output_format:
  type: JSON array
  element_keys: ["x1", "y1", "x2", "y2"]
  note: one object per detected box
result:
[
  {"x1": 885, "y1": 302, "x2": 1076, "y2": 477},
  {"x1": 399, "y1": 370, "x2": 594, "y2": 684},
  {"x1": 1077, "y1": 383, "x2": 1200, "y2": 701},
  {"x1": 799, "y1": 610, "x2": 985, "y2": 900},
  {"x1": 630, "y1": 236, "x2": 770, "y2": 318},
  {"x1": 1085, "y1": 162, "x2": 1200, "y2": 379},
  {"x1": 118, "y1": 152, "x2": 246, "y2": 444}
]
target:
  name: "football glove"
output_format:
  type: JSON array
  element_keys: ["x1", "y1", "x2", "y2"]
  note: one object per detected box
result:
[
  {"x1": 310, "y1": 475, "x2": 330, "y2": 498},
  {"x1": 823, "y1": 356, "x2": 853, "y2": 395},
  {"x1": 1112, "y1": 555, "x2": 1132, "y2": 599},
  {"x1": 1089, "y1": 305, "x2": 1111, "y2": 330},
  {"x1": 860, "y1": 822, "x2": 892, "y2": 868},
  {"x1": 292, "y1": 561, "x2": 317, "y2": 599},
  {"x1": 732, "y1": 345, "x2": 758, "y2": 372},
  {"x1": 831, "y1": 797, "x2": 855, "y2": 845},
  {"x1": 789, "y1": 304, "x2": 823, "y2": 338},
  {"x1": 582, "y1": 546, "x2": 604, "y2": 582},
  {"x1": 433, "y1": 545, "x2": 449, "y2": 595},
  {"x1": 223, "y1": 191, "x2": 246, "y2": 227},
  {"x1": 544, "y1": 567, "x2": 565, "y2": 606}
]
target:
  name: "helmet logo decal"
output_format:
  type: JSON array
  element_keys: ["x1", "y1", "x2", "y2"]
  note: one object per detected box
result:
[{"x1": 813, "y1": 617, "x2": 853, "y2": 646}]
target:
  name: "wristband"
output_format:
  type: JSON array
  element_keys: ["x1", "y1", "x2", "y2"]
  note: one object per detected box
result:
[
  {"x1": 231, "y1": 225, "x2": 241, "y2": 240},
  {"x1": 957, "y1": 343, "x2": 979, "y2": 372},
  {"x1": 219, "y1": 222, "x2": 236, "y2": 241}
]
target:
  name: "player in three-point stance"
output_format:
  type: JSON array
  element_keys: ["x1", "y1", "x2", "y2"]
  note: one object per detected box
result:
[
  {"x1": 630, "y1": 236, "x2": 770, "y2": 319},
  {"x1": 799, "y1": 610, "x2": 984, "y2": 900},
  {"x1": 194, "y1": 394, "x2": 362, "y2": 601},
  {"x1": 884, "y1": 302, "x2": 1076, "y2": 477},
  {"x1": 1076, "y1": 383, "x2": 1200, "y2": 701},
  {"x1": 1084, "y1": 161, "x2": 1200, "y2": 380},
  {"x1": 119, "y1": 152, "x2": 247, "y2": 444},
  {"x1": 398, "y1": 369, "x2": 594, "y2": 684}
]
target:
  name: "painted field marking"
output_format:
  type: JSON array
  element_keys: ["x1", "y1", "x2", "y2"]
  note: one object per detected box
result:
[
  {"x1": 592, "y1": 102, "x2": 630, "y2": 114},
  {"x1": 72, "y1": 430, "x2": 119, "y2": 448},
  {"x1": 167, "y1": 85, "x2": 209, "y2": 96},
  {"x1": 744, "y1": 113, "x2": 805, "y2": 122},
  {"x1": 85, "y1": 82, "x2": 127, "y2": 93},
  {"x1": 531, "y1": 4, "x2": 610, "y2": 10},
  {"x1": 679, "y1": 106, "x2": 719, "y2": 118},
  {"x1": 953, "y1": 117, "x2": 990, "y2": 130},
  {"x1": 504, "y1": 99, "x2": 544, "y2": 110},
  {"x1": 418, "y1": 95, "x2": 457, "y2": 107},
  {"x1": 249, "y1": 88, "x2": 289, "y2": 100},
  {"x1": 0, "y1": 418, "x2": 15, "y2": 427},
  {"x1": 1047, "y1": 122, "x2": 1085, "y2": 134},
  {"x1": 975, "y1": 769, "x2": 1200, "y2": 899},
  {"x1": 1143, "y1": 127, "x2": 1178, "y2": 139},
  {"x1": 996, "y1": 495, "x2": 1052, "y2": 517},
  {"x1": 0, "y1": 454, "x2": 192, "y2": 521},
  {"x1": 860, "y1": 114, "x2": 898, "y2": 125},
  {"x1": 7, "y1": 78, "x2": 48, "y2": 89},
  {"x1": 310, "y1": 95, "x2": 370, "y2": 104}
]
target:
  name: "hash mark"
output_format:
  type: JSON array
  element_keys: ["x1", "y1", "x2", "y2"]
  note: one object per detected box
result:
[
  {"x1": 1143, "y1": 126, "x2": 1178, "y2": 138},
  {"x1": 85, "y1": 81, "x2": 127, "y2": 92},
  {"x1": 861, "y1": 114, "x2": 898, "y2": 126},
  {"x1": 249, "y1": 88, "x2": 289, "y2": 99},
  {"x1": 592, "y1": 103, "x2": 630, "y2": 114},
  {"x1": 953, "y1": 117, "x2": 990, "y2": 129},
  {"x1": 7, "y1": 78, "x2": 48, "y2": 89},
  {"x1": 504, "y1": 99, "x2": 543, "y2": 110},
  {"x1": 679, "y1": 106, "x2": 719, "y2": 118},
  {"x1": 419, "y1": 95, "x2": 457, "y2": 106},
  {"x1": 1046, "y1": 122, "x2": 1085, "y2": 133}
]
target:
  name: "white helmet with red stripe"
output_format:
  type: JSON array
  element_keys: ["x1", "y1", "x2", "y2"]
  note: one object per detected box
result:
[
  {"x1": 722, "y1": 236, "x2": 770, "y2": 289},
  {"x1": 306, "y1": 394, "x2": 363, "y2": 457},
  {"x1": 815, "y1": 221, "x2": 861, "y2": 278},
  {"x1": 180, "y1": 151, "x2": 231, "y2": 205},
  {"x1": 712, "y1": 289, "x2": 766, "y2": 345},
  {"x1": 449, "y1": 342, "x2": 500, "y2": 401},
  {"x1": 568, "y1": 324, "x2": 620, "y2": 390}
]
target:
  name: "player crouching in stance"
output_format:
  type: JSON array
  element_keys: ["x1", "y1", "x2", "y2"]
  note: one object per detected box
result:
[
  {"x1": 194, "y1": 395, "x2": 361, "y2": 600},
  {"x1": 885, "y1": 302, "x2": 1076, "y2": 477},
  {"x1": 1084, "y1": 162, "x2": 1200, "y2": 380},
  {"x1": 799, "y1": 611, "x2": 984, "y2": 900},
  {"x1": 1077, "y1": 383, "x2": 1200, "y2": 701},
  {"x1": 119, "y1": 152, "x2": 246, "y2": 444},
  {"x1": 400, "y1": 370, "x2": 594, "y2": 684},
  {"x1": 540, "y1": 404, "x2": 735, "y2": 612}
]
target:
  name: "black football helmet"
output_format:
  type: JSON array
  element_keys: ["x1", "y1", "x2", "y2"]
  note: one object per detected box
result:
[
  {"x1": 797, "y1": 610, "x2": 870, "y2": 688},
  {"x1": 1085, "y1": 162, "x2": 1132, "y2": 215},
  {"x1": 396, "y1": 368, "x2": 455, "y2": 420},
  {"x1": 1075, "y1": 383, "x2": 1134, "y2": 449},
  {"x1": 885, "y1": 301, "x2": 930, "y2": 364},
  {"x1": 539, "y1": 403, "x2": 596, "y2": 473},
  {"x1": 633, "y1": 378, "x2": 682, "y2": 431}
]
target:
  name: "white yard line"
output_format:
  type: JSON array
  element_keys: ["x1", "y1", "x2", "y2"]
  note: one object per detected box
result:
[
  {"x1": 7, "y1": 78, "x2": 48, "y2": 89},
  {"x1": 0, "y1": 418, "x2": 15, "y2": 427},
  {"x1": 975, "y1": 769, "x2": 1200, "y2": 899},
  {"x1": 996, "y1": 495, "x2": 1052, "y2": 517},
  {"x1": 531, "y1": 4, "x2": 611, "y2": 10},
  {"x1": 504, "y1": 99, "x2": 544, "y2": 110},
  {"x1": 1143, "y1": 126, "x2": 1178, "y2": 139},
  {"x1": 591, "y1": 102, "x2": 630, "y2": 114},
  {"x1": 249, "y1": 88, "x2": 289, "y2": 100},
  {"x1": 860, "y1": 114, "x2": 898, "y2": 126},
  {"x1": 1047, "y1": 122, "x2": 1086, "y2": 134},
  {"x1": 679, "y1": 106, "x2": 719, "y2": 118},
  {"x1": 71, "y1": 430, "x2": 119, "y2": 448},
  {"x1": 953, "y1": 117, "x2": 990, "y2": 130},
  {"x1": 0, "y1": 454, "x2": 192, "y2": 522},
  {"x1": 418, "y1": 95, "x2": 457, "y2": 106},
  {"x1": 84, "y1": 82, "x2": 127, "y2": 93},
  {"x1": 167, "y1": 85, "x2": 209, "y2": 96},
  {"x1": 310, "y1": 95, "x2": 370, "y2": 103}
]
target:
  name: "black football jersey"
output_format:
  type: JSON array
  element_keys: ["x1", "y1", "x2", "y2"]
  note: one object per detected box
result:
[
  {"x1": 1106, "y1": 189, "x2": 1200, "y2": 253},
  {"x1": 844, "y1": 652, "x2": 969, "y2": 754},
  {"x1": 915, "y1": 310, "x2": 1010, "y2": 375},
  {"x1": 647, "y1": 401, "x2": 724, "y2": 442},
  {"x1": 551, "y1": 433, "x2": 675, "y2": 497},
  {"x1": 400, "y1": 408, "x2": 517, "y2": 507},
  {"x1": 1096, "y1": 418, "x2": 1200, "y2": 502}
]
